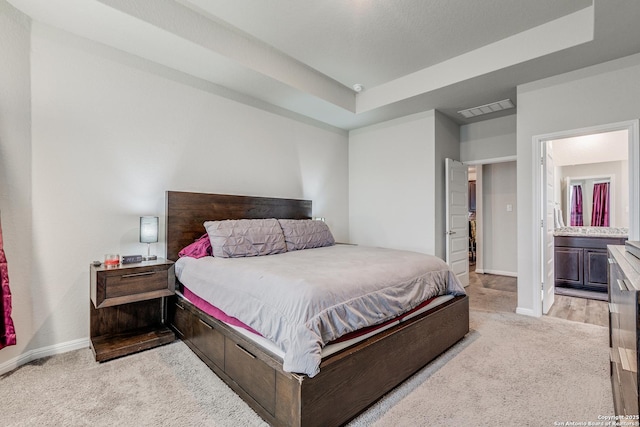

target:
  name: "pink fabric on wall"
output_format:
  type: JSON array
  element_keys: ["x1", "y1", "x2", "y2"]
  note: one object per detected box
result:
[
  {"x1": 591, "y1": 182, "x2": 610, "y2": 227},
  {"x1": 570, "y1": 185, "x2": 583, "y2": 226},
  {"x1": 0, "y1": 215, "x2": 17, "y2": 350}
]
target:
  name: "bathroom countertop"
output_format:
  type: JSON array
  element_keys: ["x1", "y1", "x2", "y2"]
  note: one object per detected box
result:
[{"x1": 553, "y1": 226, "x2": 628, "y2": 238}]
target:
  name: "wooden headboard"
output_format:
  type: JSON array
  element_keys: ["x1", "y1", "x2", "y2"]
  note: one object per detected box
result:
[{"x1": 165, "y1": 191, "x2": 312, "y2": 261}]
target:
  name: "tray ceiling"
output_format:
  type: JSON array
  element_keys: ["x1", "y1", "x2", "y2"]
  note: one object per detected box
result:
[{"x1": 8, "y1": 0, "x2": 640, "y2": 130}]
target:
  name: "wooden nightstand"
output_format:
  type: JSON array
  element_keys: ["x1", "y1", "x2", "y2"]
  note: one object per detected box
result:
[{"x1": 90, "y1": 258, "x2": 176, "y2": 362}]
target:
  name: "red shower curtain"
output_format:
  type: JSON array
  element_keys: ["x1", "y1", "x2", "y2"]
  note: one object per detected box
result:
[
  {"x1": 591, "y1": 182, "x2": 610, "y2": 227},
  {"x1": 570, "y1": 185, "x2": 583, "y2": 226},
  {"x1": 0, "y1": 214, "x2": 17, "y2": 350}
]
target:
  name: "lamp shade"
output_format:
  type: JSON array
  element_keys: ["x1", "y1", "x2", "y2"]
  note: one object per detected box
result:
[{"x1": 139, "y1": 216, "x2": 159, "y2": 244}]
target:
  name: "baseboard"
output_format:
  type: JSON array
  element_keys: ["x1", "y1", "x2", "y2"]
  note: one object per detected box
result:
[
  {"x1": 0, "y1": 350, "x2": 33, "y2": 376},
  {"x1": 0, "y1": 337, "x2": 89, "y2": 376},
  {"x1": 480, "y1": 269, "x2": 517, "y2": 277},
  {"x1": 474, "y1": 268, "x2": 484, "y2": 274},
  {"x1": 516, "y1": 307, "x2": 539, "y2": 317}
]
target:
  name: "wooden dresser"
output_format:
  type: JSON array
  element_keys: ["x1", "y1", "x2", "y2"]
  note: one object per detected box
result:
[{"x1": 608, "y1": 244, "x2": 640, "y2": 416}]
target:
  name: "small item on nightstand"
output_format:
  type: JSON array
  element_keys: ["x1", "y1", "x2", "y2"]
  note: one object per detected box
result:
[
  {"x1": 122, "y1": 254, "x2": 143, "y2": 264},
  {"x1": 103, "y1": 254, "x2": 119, "y2": 268},
  {"x1": 92, "y1": 260, "x2": 102, "y2": 267}
]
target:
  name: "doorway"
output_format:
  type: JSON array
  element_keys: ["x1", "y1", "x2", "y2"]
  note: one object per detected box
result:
[
  {"x1": 466, "y1": 158, "x2": 518, "y2": 278},
  {"x1": 533, "y1": 120, "x2": 639, "y2": 316}
]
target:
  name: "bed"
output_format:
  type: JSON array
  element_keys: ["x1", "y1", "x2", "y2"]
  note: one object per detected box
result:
[{"x1": 165, "y1": 191, "x2": 469, "y2": 427}]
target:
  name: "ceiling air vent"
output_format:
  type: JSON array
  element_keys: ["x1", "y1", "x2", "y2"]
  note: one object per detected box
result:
[{"x1": 458, "y1": 99, "x2": 515, "y2": 119}]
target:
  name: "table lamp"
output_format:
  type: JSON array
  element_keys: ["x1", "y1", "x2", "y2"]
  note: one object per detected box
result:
[{"x1": 140, "y1": 216, "x2": 158, "y2": 261}]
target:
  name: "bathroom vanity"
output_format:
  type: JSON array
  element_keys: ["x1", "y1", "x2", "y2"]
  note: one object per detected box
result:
[{"x1": 555, "y1": 227, "x2": 628, "y2": 293}]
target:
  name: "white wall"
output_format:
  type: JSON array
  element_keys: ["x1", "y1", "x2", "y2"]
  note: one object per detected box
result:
[
  {"x1": 348, "y1": 110, "x2": 460, "y2": 258},
  {"x1": 460, "y1": 115, "x2": 516, "y2": 163},
  {"x1": 349, "y1": 111, "x2": 436, "y2": 253},
  {"x1": 0, "y1": 2, "x2": 33, "y2": 365},
  {"x1": 1, "y1": 21, "x2": 349, "y2": 365},
  {"x1": 481, "y1": 162, "x2": 517, "y2": 275},
  {"x1": 517, "y1": 52, "x2": 640, "y2": 316}
]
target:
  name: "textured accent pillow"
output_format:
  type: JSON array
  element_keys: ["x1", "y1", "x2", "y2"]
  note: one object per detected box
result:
[
  {"x1": 204, "y1": 219, "x2": 287, "y2": 258},
  {"x1": 278, "y1": 219, "x2": 335, "y2": 251},
  {"x1": 178, "y1": 234, "x2": 212, "y2": 259}
]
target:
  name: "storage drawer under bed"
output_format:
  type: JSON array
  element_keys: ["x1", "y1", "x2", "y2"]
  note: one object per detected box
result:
[
  {"x1": 225, "y1": 337, "x2": 277, "y2": 415},
  {"x1": 192, "y1": 317, "x2": 225, "y2": 368},
  {"x1": 169, "y1": 297, "x2": 277, "y2": 416}
]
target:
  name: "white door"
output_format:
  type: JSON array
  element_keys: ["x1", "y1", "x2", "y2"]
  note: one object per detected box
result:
[
  {"x1": 542, "y1": 142, "x2": 555, "y2": 313},
  {"x1": 446, "y1": 158, "x2": 469, "y2": 287}
]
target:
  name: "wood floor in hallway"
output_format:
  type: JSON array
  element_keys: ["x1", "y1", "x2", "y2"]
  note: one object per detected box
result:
[{"x1": 467, "y1": 267, "x2": 608, "y2": 327}]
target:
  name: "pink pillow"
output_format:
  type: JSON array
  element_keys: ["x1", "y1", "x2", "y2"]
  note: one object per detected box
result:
[{"x1": 178, "y1": 234, "x2": 212, "y2": 258}]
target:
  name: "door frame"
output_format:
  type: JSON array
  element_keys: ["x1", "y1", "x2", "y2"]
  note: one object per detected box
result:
[
  {"x1": 464, "y1": 155, "x2": 517, "y2": 275},
  {"x1": 531, "y1": 119, "x2": 639, "y2": 317},
  {"x1": 542, "y1": 140, "x2": 555, "y2": 314}
]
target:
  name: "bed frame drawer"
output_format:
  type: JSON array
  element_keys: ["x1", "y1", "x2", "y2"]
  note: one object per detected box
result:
[
  {"x1": 225, "y1": 337, "x2": 276, "y2": 415},
  {"x1": 171, "y1": 302, "x2": 193, "y2": 340},
  {"x1": 192, "y1": 318, "x2": 225, "y2": 368}
]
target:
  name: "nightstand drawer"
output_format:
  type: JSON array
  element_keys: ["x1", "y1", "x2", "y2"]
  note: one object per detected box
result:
[
  {"x1": 91, "y1": 261, "x2": 175, "y2": 308},
  {"x1": 105, "y1": 269, "x2": 168, "y2": 298}
]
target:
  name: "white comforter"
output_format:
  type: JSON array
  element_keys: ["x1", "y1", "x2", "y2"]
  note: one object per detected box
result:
[{"x1": 175, "y1": 244, "x2": 465, "y2": 377}]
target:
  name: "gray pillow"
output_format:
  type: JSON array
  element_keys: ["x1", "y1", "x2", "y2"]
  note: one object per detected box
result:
[
  {"x1": 204, "y1": 219, "x2": 287, "y2": 258},
  {"x1": 278, "y1": 219, "x2": 335, "y2": 251}
]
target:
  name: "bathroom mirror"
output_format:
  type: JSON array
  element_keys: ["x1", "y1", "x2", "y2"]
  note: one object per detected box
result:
[{"x1": 565, "y1": 176, "x2": 613, "y2": 227}]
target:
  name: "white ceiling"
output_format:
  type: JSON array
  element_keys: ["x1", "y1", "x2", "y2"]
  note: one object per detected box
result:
[{"x1": 8, "y1": 0, "x2": 640, "y2": 130}]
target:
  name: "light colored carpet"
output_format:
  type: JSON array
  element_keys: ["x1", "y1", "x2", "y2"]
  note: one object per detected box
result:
[
  {"x1": 1, "y1": 309, "x2": 612, "y2": 426},
  {"x1": 350, "y1": 310, "x2": 612, "y2": 426}
]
